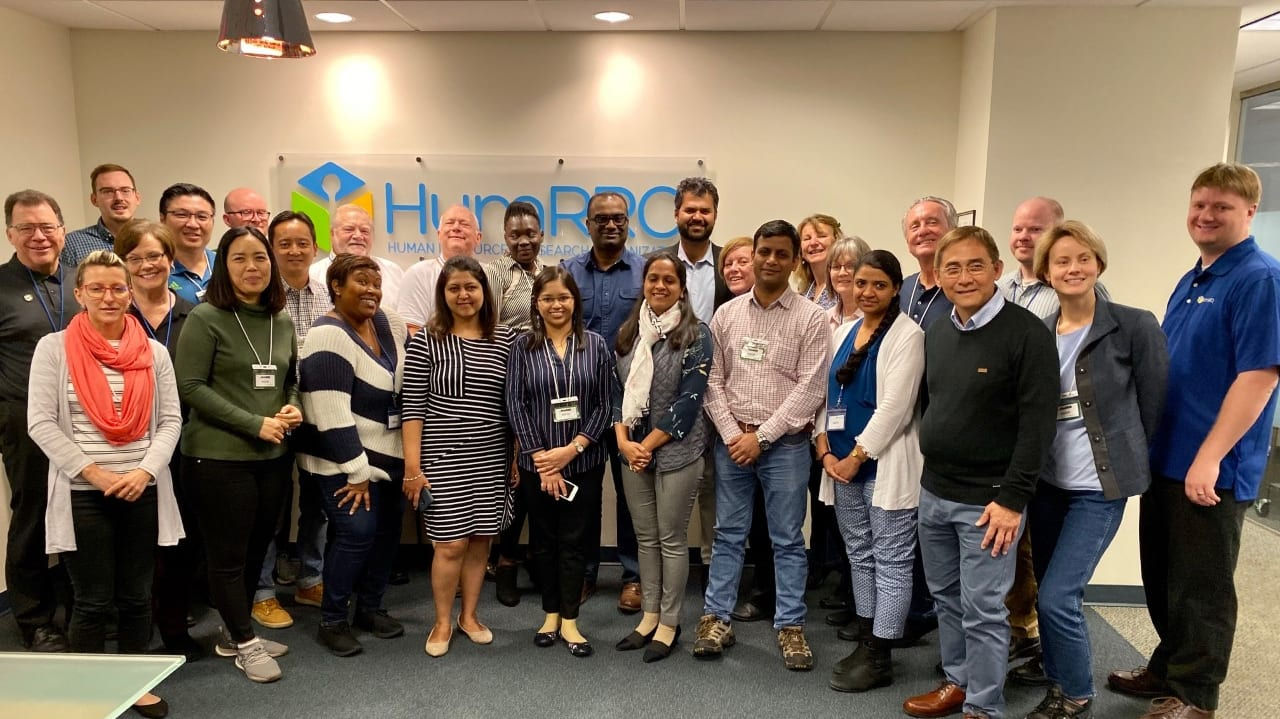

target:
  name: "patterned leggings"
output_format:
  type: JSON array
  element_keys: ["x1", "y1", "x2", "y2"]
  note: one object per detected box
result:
[{"x1": 833, "y1": 478, "x2": 917, "y2": 639}]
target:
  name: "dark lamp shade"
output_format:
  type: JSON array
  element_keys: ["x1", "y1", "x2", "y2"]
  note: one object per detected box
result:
[{"x1": 217, "y1": 0, "x2": 315, "y2": 59}]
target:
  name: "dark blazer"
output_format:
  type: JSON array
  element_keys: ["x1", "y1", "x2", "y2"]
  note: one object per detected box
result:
[
  {"x1": 1043, "y1": 295, "x2": 1169, "y2": 499},
  {"x1": 649, "y1": 242, "x2": 734, "y2": 310}
]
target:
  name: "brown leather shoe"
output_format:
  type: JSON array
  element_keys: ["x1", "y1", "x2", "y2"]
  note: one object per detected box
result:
[
  {"x1": 1139, "y1": 697, "x2": 1215, "y2": 718},
  {"x1": 1108, "y1": 667, "x2": 1170, "y2": 698},
  {"x1": 618, "y1": 582, "x2": 642, "y2": 614},
  {"x1": 903, "y1": 681, "x2": 966, "y2": 718}
]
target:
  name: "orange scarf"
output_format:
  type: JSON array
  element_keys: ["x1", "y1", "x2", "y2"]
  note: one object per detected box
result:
[{"x1": 65, "y1": 312, "x2": 155, "y2": 446}]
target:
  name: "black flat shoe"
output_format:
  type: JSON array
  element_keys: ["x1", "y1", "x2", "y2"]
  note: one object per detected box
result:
[
  {"x1": 825, "y1": 609, "x2": 854, "y2": 627},
  {"x1": 565, "y1": 639, "x2": 593, "y2": 658},
  {"x1": 534, "y1": 630, "x2": 558, "y2": 648},
  {"x1": 642, "y1": 626, "x2": 680, "y2": 664},
  {"x1": 616, "y1": 626, "x2": 656, "y2": 651},
  {"x1": 132, "y1": 698, "x2": 169, "y2": 719}
]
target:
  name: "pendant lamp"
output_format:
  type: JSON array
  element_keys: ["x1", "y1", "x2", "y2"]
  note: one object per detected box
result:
[{"x1": 217, "y1": 0, "x2": 316, "y2": 59}]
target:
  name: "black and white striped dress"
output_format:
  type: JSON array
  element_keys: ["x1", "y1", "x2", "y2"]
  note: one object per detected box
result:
[{"x1": 403, "y1": 325, "x2": 516, "y2": 542}]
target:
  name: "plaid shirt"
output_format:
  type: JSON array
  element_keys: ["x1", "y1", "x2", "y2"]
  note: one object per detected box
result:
[
  {"x1": 61, "y1": 218, "x2": 116, "y2": 269},
  {"x1": 284, "y1": 275, "x2": 333, "y2": 345},
  {"x1": 704, "y1": 288, "x2": 831, "y2": 444}
]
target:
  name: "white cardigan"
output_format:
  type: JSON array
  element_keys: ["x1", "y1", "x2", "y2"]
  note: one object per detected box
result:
[
  {"x1": 29, "y1": 331, "x2": 185, "y2": 553},
  {"x1": 817, "y1": 315, "x2": 925, "y2": 511}
]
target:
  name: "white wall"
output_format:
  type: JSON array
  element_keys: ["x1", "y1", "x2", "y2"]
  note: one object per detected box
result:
[
  {"x1": 0, "y1": 6, "x2": 86, "y2": 596},
  {"x1": 952, "y1": 9, "x2": 996, "y2": 220}
]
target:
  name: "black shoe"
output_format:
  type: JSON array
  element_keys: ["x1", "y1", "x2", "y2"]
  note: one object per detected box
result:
[
  {"x1": 353, "y1": 609, "x2": 404, "y2": 639},
  {"x1": 565, "y1": 638, "x2": 593, "y2": 657},
  {"x1": 131, "y1": 698, "x2": 169, "y2": 719},
  {"x1": 616, "y1": 626, "x2": 656, "y2": 651},
  {"x1": 161, "y1": 634, "x2": 205, "y2": 662},
  {"x1": 484, "y1": 562, "x2": 497, "y2": 582},
  {"x1": 534, "y1": 630, "x2": 558, "y2": 647},
  {"x1": 1008, "y1": 654, "x2": 1052, "y2": 686},
  {"x1": 895, "y1": 615, "x2": 938, "y2": 647},
  {"x1": 838, "y1": 615, "x2": 873, "y2": 643},
  {"x1": 27, "y1": 625, "x2": 69, "y2": 653},
  {"x1": 642, "y1": 625, "x2": 680, "y2": 664},
  {"x1": 318, "y1": 621, "x2": 363, "y2": 657},
  {"x1": 825, "y1": 609, "x2": 855, "y2": 627},
  {"x1": 387, "y1": 569, "x2": 410, "y2": 586},
  {"x1": 830, "y1": 636, "x2": 893, "y2": 693},
  {"x1": 1010, "y1": 634, "x2": 1042, "y2": 661},
  {"x1": 579, "y1": 581, "x2": 597, "y2": 605},
  {"x1": 730, "y1": 600, "x2": 772, "y2": 623},
  {"x1": 495, "y1": 564, "x2": 520, "y2": 607},
  {"x1": 819, "y1": 592, "x2": 851, "y2": 611}
]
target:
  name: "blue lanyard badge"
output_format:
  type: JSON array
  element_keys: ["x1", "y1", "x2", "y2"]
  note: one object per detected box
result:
[
  {"x1": 26, "y1": 266, "x2": 65, "y2": 332},
  {"x1": 827, "y1": 386, "x2": 847, "y2": 432}
]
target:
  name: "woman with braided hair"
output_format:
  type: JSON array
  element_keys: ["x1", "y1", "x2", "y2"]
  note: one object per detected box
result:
[{"x1": 813, "y1": 249, "x2": 926, "y2": 694}]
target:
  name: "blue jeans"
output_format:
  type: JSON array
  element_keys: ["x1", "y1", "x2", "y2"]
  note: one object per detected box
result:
[
  {"x1": 919, "y1": 488, "x2": 1024, "y2": 719},
  {"x1": 703, "y1": 434, "x2": 810, "y2": 629},
  {"x1": 1029, "y1": 483, "x2": 1125, "y2": 700},
  {"x1": 255, "y1": 469, "x2": 327, "y2": 601},
  {"x1": 309, "y1": 472, "x2": 404, "y2": 625}
]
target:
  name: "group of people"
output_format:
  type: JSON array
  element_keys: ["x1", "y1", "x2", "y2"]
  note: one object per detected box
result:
[{"x1": 1, "y1": 162, "x2": 1276, "y2": 719}]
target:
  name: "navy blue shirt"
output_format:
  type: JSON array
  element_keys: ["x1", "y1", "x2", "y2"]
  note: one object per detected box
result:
[
  {"x1": 561, "y1": 249, "x2": 644, "y2": 347},
  {"x1": 1149, "y1": 237, "x2": 1280, "y2": 501},
  {"x1": 900, "y1": 272, "x2": 953, "y2": 330},
  {"x1": 826, "y1": 320, "x2": 880, "y2": 482}
]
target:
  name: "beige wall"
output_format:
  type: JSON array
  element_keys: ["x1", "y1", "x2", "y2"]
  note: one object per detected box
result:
[
  {"x1": 0, "y1": 6, "x2": 86, "y2": 595},
  {"x1": 952, "y1": 9, "x2": 996, "y2": 220}
]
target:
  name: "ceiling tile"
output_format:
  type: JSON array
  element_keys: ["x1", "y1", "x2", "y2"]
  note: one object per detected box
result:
[
  {"x1": 306, "y1": 1, "x2": 416, "y2": 31},
  {"x1": 0, "y1": 0, "x2": 152, "y2": 30},
  {"x1": 823, "y1": 1, "x2": 988, "y2": 31},
  {"x1": 534, "y1": 0, "x2": 680, "y2": 31},
  {"x1": 685, "y1": 0, "x2": 830, "y2": 31},
  {"x1": 388, "y1": 0, "x2": 545, "y2": 31},
  {"x1": 95, "y1": 1, "x2": 223, "y2": 31}
]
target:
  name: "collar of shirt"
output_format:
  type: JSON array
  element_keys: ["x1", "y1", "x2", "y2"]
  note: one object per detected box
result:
[
  {"x1": 582, "y1": 249, "x2": 642, "y2": 273},
  {"x1": 1197, "y1": 236, "x2": 1257, "y2": 277},
  {"x1": 676, "y1": 242, "x2": 714, "y2": 268},
  {"x1": 950, "y1": 290, "x2": 1005, "y2": 331},
  {"x1": 284, "y1": 274, "x2": 329, "y2": 298},
  {"x1": 749, "y1": 287, "x2": 799, "y2": 311},
  {"x1": 172, "y1": 248, "x2": 216, "y2": 277},
  {"x1": 505, "y1": 257, "x2": 544, "y2": 276}
]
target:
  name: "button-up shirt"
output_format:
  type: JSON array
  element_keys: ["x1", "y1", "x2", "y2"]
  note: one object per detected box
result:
[
  {"x1": 704, "y1": 288, "x2": 831, "y2": 443},
  {"x1": 169, "y1": 249, "x2": 218, "y2": 305},
  {"x1": 0, "y1": 255, "x2": 79, "y2": 402},
  {"x1": 61, "y1": 218, "x2": 116, "y2": 269},
  {"x1": 950, "y1": 291, "x2": 1005, "y2": 331},
  {"x1": 484, "y1": 257, "x2": 546, "y2": 332},
  {"x1": 999, "y1": 269, "x2": 1112, "y2": 320},
  {"x1": 900, "y1": 272, "x2": 953, "y2": 329},
  {"x1": 1149, "y1": 237, "x2": 1280, "y2": 501},
  {"x1": 677, "y1": 242, "x2": 717, "y2": 324},
  {"x1": 283, "y1": 274, "x2": 333, "y2": 345},
  {"x1": 561, "y1": 249, "x2": 644, "y2": 347}
]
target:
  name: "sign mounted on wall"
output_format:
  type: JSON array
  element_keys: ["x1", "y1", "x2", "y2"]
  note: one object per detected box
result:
[{"x1": 273, "y1": 154, "x2": 707, "y2": 268}]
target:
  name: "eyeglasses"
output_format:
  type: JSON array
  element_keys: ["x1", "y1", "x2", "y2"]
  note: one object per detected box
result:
[
  {"x1": 537, "y1": 294, "x2": 574, "y2": 306},
  {"x1": 336, "y1": 224, "x2": 373, "y2": 235},
  {"x1": 227, "y1": 208, "x2": 271, "y2": 220},
  {"x1": 589, "y1": 214, "x2": 628, "y2": 227},
  {"x1": 830, "y1": 263, "x2": 856, "y2": 274},
  {"x1": 81, "y1": 284, "x2": 130, "y2": 299},
  {"x1": 9, "y1": 223, "x2": 63, "y2": 238},
  {"x1": 125, "y1": 252, "x2": 167, "y2": 268},
  {"x1": 95, "y1": 186, "x2": 135, "y2": 198},
  {"x1": 940, "y1": 260, "x2": 992, "y2": 279},
  {"x1": 165, "y1": 210, "x2": 213, "y2": 223}
]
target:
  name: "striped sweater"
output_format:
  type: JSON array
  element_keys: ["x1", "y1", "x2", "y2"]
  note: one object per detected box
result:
[{"x1": 295, "y1": 310, "x2": 407, "y2": 484}]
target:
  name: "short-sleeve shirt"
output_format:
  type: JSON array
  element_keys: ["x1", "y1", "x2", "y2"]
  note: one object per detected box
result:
[
  {"x1": 1149, "y1": 237, "x2": 1280, "y2": 500},
  {"x1": 169, "y1": 249, "x2": 218, "y2": 305},
  {"x1": 900, "y1": 272, "x2": 953, "y2": 330},
  {"x1": 561, "y1": 249, "x2": 644, "y2": 347}
]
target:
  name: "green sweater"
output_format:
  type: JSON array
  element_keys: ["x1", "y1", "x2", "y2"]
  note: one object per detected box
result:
[{"x1": 175, "y1": 301, "x2": 299, "y2": 461}]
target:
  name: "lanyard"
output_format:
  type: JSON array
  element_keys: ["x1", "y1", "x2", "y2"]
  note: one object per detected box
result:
[
  {"x1": 26, "y1": 265, "x2": 64, "y2": 332},
  {"x1": 907, "y1": 275, "x2": 939, "y2": 326},
  {"x1": 233, "y1": 310, "x2": 274, "y2": 366},
  {"x1": 543, "y1": 335, "x2": 576, "y2": 399},
  {"x1": 140, "y1": 294, "x2": 175, "y2": 348}
]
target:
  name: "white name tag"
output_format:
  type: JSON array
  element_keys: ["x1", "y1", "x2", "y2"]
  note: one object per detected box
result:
[
  {"x1": 387, "y1": 408, "x2": 402, "y2": 429},
  {"x1": 195, "y1": 288, "x2": 207, "y2": 300},
  {"x1": 252, "y1": 364, "x2": 277, "y2": 390},
  {"x1": 827, "y1": 407, "x2": 846, "y2": 432},
  {"x1": 551, "y1": 396, "x2": 581, "y2": 423},
  {"x1": 1057, "y1": 390, "x2": 1082, "y2": 421},
  {"x1": 741, "y1": 337, "x2": 768, "y2": 362}
]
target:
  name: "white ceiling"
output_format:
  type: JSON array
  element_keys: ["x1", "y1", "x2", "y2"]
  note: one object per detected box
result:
[{"x1": 5, "y1": 0, "x2": 1280, "y2": 88}]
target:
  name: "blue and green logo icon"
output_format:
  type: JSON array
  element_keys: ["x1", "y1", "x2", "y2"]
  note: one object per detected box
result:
[{"x1": 291, "y1": 162, "x2": 374, "y2": 252}]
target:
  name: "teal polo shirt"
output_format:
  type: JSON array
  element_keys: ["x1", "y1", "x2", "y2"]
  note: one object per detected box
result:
[
  {"x1": 1150, "y1": 237, "x2": 1280, "y2": 501},
  {"x1": 169, "y1": 248, "x2": 217, "y2": 305}
]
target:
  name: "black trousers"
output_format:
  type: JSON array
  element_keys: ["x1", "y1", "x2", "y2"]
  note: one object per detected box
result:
[
  {"x1": 584, "y1": 433, "x2": 639, "y2": 584},
  {"x1": 1141, "y1": 478, "x2": 1247, "y2": 710},
  {"x1": 62, "y1": 487, "x2": 158, "y2": 653},
  {"x1": 806, "y1": 455, "x2": 851, "y2": 589},
  {"x1": 523, "y1": 464, "x2": 604, "y2": 620},
  {"x1": 188, "y1": 454, "x2": 291, "y2": 643},
  {"x1": 497, "y1": 470, "x2": 530, "y2": 561},
  {"x1": 0, "y1": 400, "x2": 63, "y2": 640},
  {"x1": 152, "y1": 449, "x2": 205, "y2": 643}
]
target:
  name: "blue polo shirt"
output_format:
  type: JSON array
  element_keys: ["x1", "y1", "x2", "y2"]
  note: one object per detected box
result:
[
  {"x1": 561, "y1": 248, "x2": 644, "y2": 347},
  {"x1": 169, "y1": 249, "x2": 218, "y2": 305},
  {"x1": 1149, "y1": 237, "x2": 1280, "y2": 501},
  {"x1": 900, "y1": 272, "x2": 953, "y2": 330}
]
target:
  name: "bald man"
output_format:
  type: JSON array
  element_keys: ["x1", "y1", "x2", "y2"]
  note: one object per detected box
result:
[
  {"x1": 309, "y1": 204, "x2": 405, "y2": 310},
  {"x1": 399, "y1": 204, "x2": 482, "y2": 334},
  {"x1": 223, "y1": 187, "x2": 271, "y2": 233}
]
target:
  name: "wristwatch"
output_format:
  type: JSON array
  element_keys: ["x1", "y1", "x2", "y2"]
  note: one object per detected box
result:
[
  {"x1": 852, "y1": 445, "x2": 869, "y2": 462},
  {"x1": 572, "y1": 439, "x2": 586, "y2": 454},
  {"x1": 755, "y1": 431, "x2": 771, "y2": 452}
]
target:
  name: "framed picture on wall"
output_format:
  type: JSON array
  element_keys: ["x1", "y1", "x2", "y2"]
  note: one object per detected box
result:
[{"x1": 957, "y1": 209, "x2": 976, "y2": 226}]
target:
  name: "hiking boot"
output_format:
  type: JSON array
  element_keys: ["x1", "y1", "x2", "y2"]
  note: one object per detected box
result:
[
  {"x1": 777, "y1": 625, "x2": 813, "y2": 671},
  {"x1": 692, "y1": 614, "x2": 734, "y2": 658}
]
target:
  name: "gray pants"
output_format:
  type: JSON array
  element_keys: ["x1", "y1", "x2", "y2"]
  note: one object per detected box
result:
[
  {"x1": 621, "y1": 458, "x2": 704, "y2": 626},
  {"x1": 919, "y1": 488, "x2": 1024, "y2": 719}
]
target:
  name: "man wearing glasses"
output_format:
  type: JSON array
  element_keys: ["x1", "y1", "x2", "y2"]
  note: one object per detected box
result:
[
  {"x1": 159, "y1": 183, "x2": 218, "y2": 304},
  {"x1": 561, "y1": 191, "x2": 645, "y2": 613},
  {"x1": 903, "y1": 226, "x2": 1057, "y2": 719},
  {"x1": 2, "y1": 190, "x2": 80, "y2": 652},
  {"x1": 62, "y1": 163, "x2": 141, "y2": 268},
  {"x1": 309, "y1": 204, "x2": 405, "y2": 312},
  {"x1": 223, "y1": 187, "x2": 271, "y2": 233}
]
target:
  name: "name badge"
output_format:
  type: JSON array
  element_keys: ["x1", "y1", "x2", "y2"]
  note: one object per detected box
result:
[
  {"x1": 1057, "y1": 390, "x2": 1082, "y2": 421},
  {"x1": 741, "y1": 337, "x2": 768, "y2": 362},
  {"x1": 551, "y1": 396, "x2": 581, "y2": 423},
  {"x1": 827, "y1": 407, "x2": 847, "y2": 432},
  {"x1": 195, "y1": 288, "x2": 207, "y2": 301},
  {"x1": 387, "y1": 408, "x2": 402, "y2": 429},
  {"x1": 252, "y1": 364, "x2": 277, "y2": 390}
]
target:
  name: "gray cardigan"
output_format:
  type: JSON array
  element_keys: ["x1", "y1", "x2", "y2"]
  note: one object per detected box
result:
[
  {"x1": 1042, "y1": 297, "x2": 1169, "y2": 499},
  {"x1": 28, "y1": 331, "x2": 185, "y2": 552}
]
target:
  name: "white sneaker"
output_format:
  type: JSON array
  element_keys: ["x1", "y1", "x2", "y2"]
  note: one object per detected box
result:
[
  {"x1": 235, "y1": 640, "x2": 282, "y2": 683},
  {"x1": 215, "y1": 627, "x2": 289, "y2": 658}
]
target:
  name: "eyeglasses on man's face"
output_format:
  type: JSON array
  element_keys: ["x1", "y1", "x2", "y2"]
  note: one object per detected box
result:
[
  {"x1": 8, "y1": 223, "x2": 63, "y2": 238},
  {"x1": 228, "y1": 208, "x2": 271, "y2": 220}
]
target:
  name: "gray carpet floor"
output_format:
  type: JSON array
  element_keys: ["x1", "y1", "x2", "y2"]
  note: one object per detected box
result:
[{"x1": 0, "y1": 568, "x2": 1154, "y2": 719}]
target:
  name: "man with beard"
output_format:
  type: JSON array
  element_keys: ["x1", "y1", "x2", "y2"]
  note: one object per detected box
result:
[{"x1": 62, "y1": 164, "x2": 142, "y2": 267}]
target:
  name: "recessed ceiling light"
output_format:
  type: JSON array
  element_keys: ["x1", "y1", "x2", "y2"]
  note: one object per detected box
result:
[
  {"x1": 594, "y1": 11, "x2": 632, "y2": 24},
  {"x1": 315, "y1": 12, "x2": 354, "y2": 24}
]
